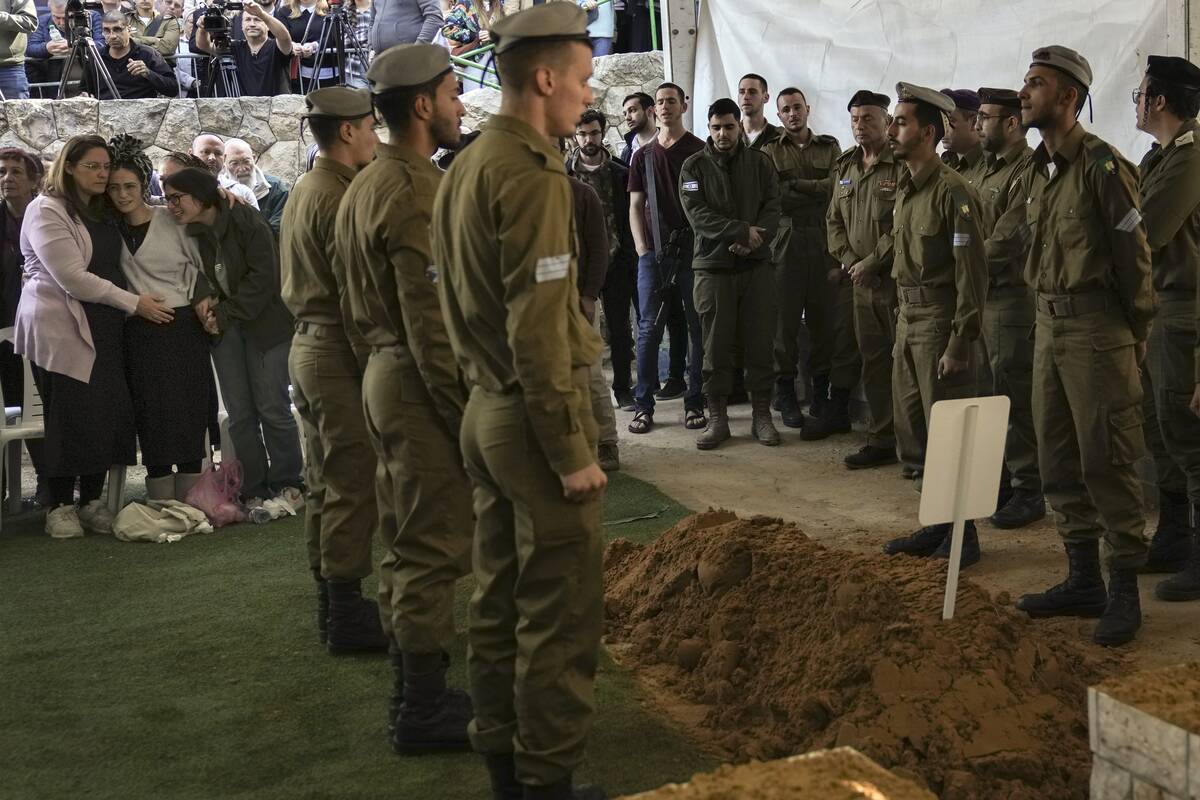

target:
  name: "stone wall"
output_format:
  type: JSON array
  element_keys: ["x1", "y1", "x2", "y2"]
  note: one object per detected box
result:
[{"x1": 0, "y1": 52, "x2": 664, "y2": 188}]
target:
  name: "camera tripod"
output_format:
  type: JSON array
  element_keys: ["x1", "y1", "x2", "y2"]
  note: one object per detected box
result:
[
  {"x1": 300, "y1": 2, "x2": 370, "y2": 93},
  {"x1": 203, "y1": 45, "x2": 242, "y2": 97},
  {"x1": 56, "y1": 22, "x2": 120, "y2": 100}
]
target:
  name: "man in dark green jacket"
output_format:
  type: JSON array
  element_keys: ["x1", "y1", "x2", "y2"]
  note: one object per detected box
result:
[{"x1": 680, "y1": 97, "x2": 781, "y2": 450}]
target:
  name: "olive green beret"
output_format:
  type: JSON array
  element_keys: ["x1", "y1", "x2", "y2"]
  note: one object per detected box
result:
[
  {"x1": 368, "y1": 43, "x2": 453, "y2": 93},
  {"x1": 895, "y1": 82, "x2": 956, "y2": 115},
  {"x1": 303, "y1": 86, "x2": 373, "y2": 119},
  {"x1": 1030, "y1": 45, "x2": 1093, "y2": 90},
  {"x1": 490, "y1": 2, "x2": 590, "y2": 56},
  {"x1": 977, "y1": 87, "x2": 1020, "y2": 109}
]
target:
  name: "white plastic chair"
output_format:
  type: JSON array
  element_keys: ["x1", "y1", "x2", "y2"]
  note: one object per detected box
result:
[{"x1": 0, "y1": 327, "x2": 45, "y2": 531}]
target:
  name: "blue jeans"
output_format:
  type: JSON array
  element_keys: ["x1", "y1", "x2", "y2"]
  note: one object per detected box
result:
[
  {"x1": 211, "y1": 324, "x2": 304, "y2": 499},
  {"x1": 0, "y1": 65, "x2": 30, "y2": 100},
  {"x1": 591, "y1": 37, "x2": 613, "y2": 56},
  {"x1": 634, "y1": 251, "x2": 704, "y2": 413}
]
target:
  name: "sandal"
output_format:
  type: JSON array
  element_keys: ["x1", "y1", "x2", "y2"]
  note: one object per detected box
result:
[
  {"x1": 628, "y1": 410, "x2": 653, "y2": 434},
  {"x1": 684, "y1": 407, "x2": 707, "y2": 430}
]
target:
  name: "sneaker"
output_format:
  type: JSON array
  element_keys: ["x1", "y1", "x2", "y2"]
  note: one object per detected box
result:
[
  {"x1": 243, "y1": 496, "x2": 266, "y2": 510},
  {"x1": 77, "y1": 499, "x2": 115, "y2": 535},
  {"x1": 654, "y1": 377, "x2": 686, "y2": 401},
  {"x1": 597, "y1": 443, "x2": 620, "y2": 472},
  {"x1": 276, "y1": 486, "x2": 305, "y2": 512},
  {"x1": 45, "y1": 505, "x2": 84, "y2": 539}
]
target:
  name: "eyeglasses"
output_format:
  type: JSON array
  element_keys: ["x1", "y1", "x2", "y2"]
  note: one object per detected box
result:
[
  {"x1": 77, "y1": 161, "x2": 111, "y2": 171},
  {"x1": 1132, "y1": 89, "x2": 1146, "y2": 105},
  {"x1": 164, "y1": 193, "x2": 187, "y2": 207},
  {"x1": 975, "y1": 112, "x2": 1006, "y2": 123}
]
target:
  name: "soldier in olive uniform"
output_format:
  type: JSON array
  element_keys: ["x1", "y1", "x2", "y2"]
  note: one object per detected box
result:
[
  {"x1": 939, "y1": 89, "x2": 987, "y2": 191},
  {"x1": 279, "y1": 87, "x2": 387, "y2": 654},
  {"x1": 738, "y1": 73, "x2": 782, "y2": 150},
  {"x1": 334, "y1": 45, "x2": 474, "y2": 753},
  {"x1": 878, "y1": 83, "x2": 988, "y2": 566},
  {"x1": 760, "y1": 87, "x2": 857, "y2": 436},
  {"x1": 679, "y1": 97, "x2": 782, "y2": 449},
  {"x1": 1134, "y1": 55, "x2": 1200, "y2": 602},
  {"x1": 430, "y1": 5, "x2": 607, "y2": 798},
  {"x1": 827, "y1": 90, "x2": 902, "y2": 470},
  {"x1": 1010, "y1": 46, "x2": 1154, "y2": 647},
  {"x1": 973, "y1": 87, "x2": 1045, "y2": 529}
]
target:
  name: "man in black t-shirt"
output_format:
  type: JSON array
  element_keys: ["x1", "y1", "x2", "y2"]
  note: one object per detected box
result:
[
  {"x1": 195, "y1": 0, "x2": 292, "y2": 97},
  {"x1": 82, "y1": 10, "x2": 178, "y2": 99}
]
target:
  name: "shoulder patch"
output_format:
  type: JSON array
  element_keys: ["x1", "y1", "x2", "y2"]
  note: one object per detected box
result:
[
  {"x1": 817, "y1": 134, "x2": 840, "y2": 147},
  {"x1": 837, "y1": 146, "x2": 858, "y2": 162},
  {"x1": 948, "y1": 183, "x2": 973, "y2": 220},
  {"x1": 1176, "y1": 130, "x2": 1195, "y2": 147},
  {"x1": 1083, "y1": 136, "x2": 1120, "y2": 176}
]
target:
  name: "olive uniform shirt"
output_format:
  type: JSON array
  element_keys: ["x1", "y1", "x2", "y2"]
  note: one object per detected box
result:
[
  {"x1": 977, "y1": 140, "x2": 1034, "y2": 288},
  {"x1": 891, "y1": 159, "x2": 988, "y2": 360},
  {"x1": 334, "y1": 141, "x2": 464, "y2": 434},
  {"x1": 1019, "y1": 123, "x2": 1155, "y2": 342},
  {"x1": 760, "y1": 130, "x2": 841, "y2": 224},
  {"x1": 942, "y1": 143, "x2": 988, "y2": 192},
  {"x1": 746, "y1": 121, "x2": 782, "y2": 150},
  {"x1": 826, "y1": 144, "x2": 900, "y2": 277},
  {"x1": 432, "y1": 114, "x2": 602, "y2": 477},
  {"x1": 1138, "y1": 117, "x2": 1200, "y2": 380}
]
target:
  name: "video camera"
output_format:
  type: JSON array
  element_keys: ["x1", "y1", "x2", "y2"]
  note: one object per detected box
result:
[
  {"x1": 203, "y1": 0, "x2": 244, "y2": 52},
  {"x1": 64, "y1": 0, "x2": 103, "y2": 39}
]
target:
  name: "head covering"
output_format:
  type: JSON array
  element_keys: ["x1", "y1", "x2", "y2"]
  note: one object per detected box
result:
[
  {"x1": 1145, "y1": 55, "x2": 1200, "y2": 90},
  {"x1": 846, "y1": 89, "x2": 890, "y2": 112},
  {"x1": 977, "y1": 87, "x2": 1021, "y2": 109},
  {"x1": 1030, "y1": 45, "x2": 1093, "y2": 89},
  {"x1": 939, "y1": 88, "x2": 980, "y2": 112},
  {"x1": 490, "y1": 2, "x2": 590, "y2": 56},
  {"x1": 368, "y1": 43, "x2": 453, "y2": 93},
  {"x1": 896, "y1": 82, "x2": 955, "y2": 114},
  {"x1": 107, "y1": 134, "x2": 152, "y2": 186},
  {"x1": 303, "y1": 86, "x2": 374, "y2": 120}
]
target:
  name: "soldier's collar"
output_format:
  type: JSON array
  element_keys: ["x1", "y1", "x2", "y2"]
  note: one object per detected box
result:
[
  {"x1": 962, "y1": 143, "x2": 985, "y2": 166},
  {"x1": 905, "y1": 158, "x2": 941, "y2": 189},
  {"x1": 1034, "y1": 121, "x2": 1087, "y2": 165},
  {"x1": 486, "y1": 114, "x2": 564, "y2": 163},
  {"x1": 313, "y1": 156, "x2": 358, "y2": 182},
  {"x1": 1167, "y1": 117, "x2": 1199, "y2": 150},
  {"x1": 376, "y1": 140, "x2": 435, "y2": 167},
  {"x1": 858, "y1": 143, "x2": 896, "y2": 165},
  {"x1": 998, "y1": 139, "x2": 1031, "y2": 166}
]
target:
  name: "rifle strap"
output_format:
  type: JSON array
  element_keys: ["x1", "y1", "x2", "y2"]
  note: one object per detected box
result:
[{"x1": 644, "y1": 142, "x2": 665, "y2": 256}]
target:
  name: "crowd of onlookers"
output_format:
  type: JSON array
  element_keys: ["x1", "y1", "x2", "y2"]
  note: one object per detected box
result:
[{"x1": 0, "y1": 0, "x2": 660, "y2": 100}]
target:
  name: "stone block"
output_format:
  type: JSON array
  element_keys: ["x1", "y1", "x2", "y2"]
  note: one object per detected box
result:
[
  {"x1": 98, "y1": 98, "x2": 168, "y2": 143},
  {"x1": 1190, "y1": 734, "x2": 1199, "y2": 798},
  {"x1": 592, "y1": 51, "x2": 663, "y2": 89},
  {"x1": 257, "y1": 140, "x2": 300, "y2": 188},
  {"x1": 235, "y1": 97, "x2": 276, "y2": 154},
  {"x1": 269, "y1": 94, "x2": 305, "y2": 142},
  {"x1": 1095, "y1": 690, "x2": 1190, "y2": 796},
  {"x1": 155, "y1": 99, "x2": 201, "y2": 153},
  {"x1": 8, "y1": 101, "x2": 57, "y2": 150},
  {"x1": 196, "y1": 97, "x2": 243, "y2": 137},
  {"x1": 1132, "y1": 776, "x2": 1184, "y2": 799},
  {"x1": 1091, "y1": 757, "x2": 1133, "y2": 800},
  {"x1": 143, "y1": 145, "x2": 169, "y2": 170},
  {"x1": 1092, "y1": 686, "x2": 1101, "y2": 753},
  {"x1": 51, "y1": 97, "x2": 98, "y2": 141},
  {"x1": 461, "y1": 87, "x2": 501, "y2": 132}
]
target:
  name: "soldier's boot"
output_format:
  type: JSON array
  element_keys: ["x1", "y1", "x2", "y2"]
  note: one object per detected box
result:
[
  {"x1": 882, "y1": 523, "x2": 949, "y2": 558},
  {"x1": 1141, "y1": 490, "x2": 1192, "y2": 574},
  {"x1": 806, "y1": 373, "x2": 830, "y2": 421},
  {"x1": 485, "y1": 755, "x2": 523, "y2": 800},
  {"x1": 750, "y1": 392, "x2": 780, "y2": 446},
  {"x1": 1155, "y1": 525, "x2": 1200, "y2": 602},
  {"x1": 523, "y1": 777, "x2": 608, "y2": 800},
  {"x1": 174, "y1": 471, "x2": 202, "y2": 502},
  {"x1": 931, "y1": 520, "x2": 981, "y2": 567},
  {"x1": 844, "y1": 444, "x2": 899, "y2": 469},
  {"x1": 1093, "y1": 569, "x2": 1142, "y2": 647},
  {"x1": 313, "y1": 569, "x2": 329, "y2": 645},
  {"x1": 774, "y1": 380, "x2": 804, "y2": 429},
  {"x1": 146, "y1": 475, "x2": 176, "y2": 501},
  {"x1": 1016, "y1": 541, "x2": 1108, "y2": 618},
  {"x1": 800, "y1": 387, "x2": 852, "y2": 441},
  {"x1": 326, "y1": 579, "x2": 389, "y2": 654},
  {"x1": 695, "y1": 396, "x2": 730, "y2": 451},
  {"x1": 392, "y1": 653, "x2": 473, "y2": 754},
  {"x1": 386, "y1": 651, "x2": 404, "y2": 734},
  {"x1": 989, "y1": 489, "x2": 1047, "y2": 529}
]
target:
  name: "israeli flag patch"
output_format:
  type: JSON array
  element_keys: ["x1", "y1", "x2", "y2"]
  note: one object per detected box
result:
[
  {"x1": 535, "y1": 254, "x2": 570, "y2": 283},
  {"x1": 682, "y1": 180, "x2": 700, "y2": 192},
  {"x1": 952, "y1": 233, "x2": 971, "y2": 247}
]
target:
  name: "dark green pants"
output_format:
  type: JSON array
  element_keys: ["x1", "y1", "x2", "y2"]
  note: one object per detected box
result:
[
  {"x1": 1143, "y1": 294, "x2": 1200, "y2": 503},
  {"x1": 980, "y1": 287, "x2": 1041, "y2": 492},
  {"x1": 1033, "y1": 301, "x2": 1147, "y2": 569},
  {"x1": 853, "y1": 276, "x2": 897, "y2": 448},
  {"x1": 461, "y1": 372, "x2": 603, "y2": 787},
  {"x1": 693, "y1": 264, "x2": 777, "y2": 398}
]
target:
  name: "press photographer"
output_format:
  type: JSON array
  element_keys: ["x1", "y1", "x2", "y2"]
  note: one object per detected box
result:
[
  {"x1": 194, "y1": 0, "x2": 292, "y2": 97},
  {"x1": 26, "y1": 0, "x2": 103, "y2": 97},
  {"x1": 81, "y1": 9, "x2": 176, "y2": 98}
]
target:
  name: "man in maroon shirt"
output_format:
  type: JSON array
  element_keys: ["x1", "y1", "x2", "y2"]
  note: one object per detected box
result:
[{"x1": 627, "y1": 82, "x2": 707, "y2": 433}]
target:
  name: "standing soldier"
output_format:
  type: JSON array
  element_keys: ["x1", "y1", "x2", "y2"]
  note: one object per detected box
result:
[
  {"x1": 334, "y1": 45, "x2": 475, "y2": 753},
  {"x1": 738, "y1": 73, "x2": 782, "y2": 150},
  {"x1": 878, "y1": 83, "x2": 987, "y2": 566},
  {"x1": 939, "y1": 89, "x2": 987, "y2": 191},
  {"x1": 973, "y1": 86, "x2": 1045, "y2": 529},
  {"x1": 1135, "y1": 55, "x2": 1200, "y2": 603},
  {"x1": 431, "y1": 5, "x2": 608, "y2": 798},
  {"x1": 679, "y1": 97, "x2": 781, "y2": 449},
  {"x1": 760, "y1": 86, "x2": 858, "y2": 436},
  {"x1": 1012, "y1": 47, "x2": 1154, "y2": 646},
  {"x1": 279, "y1": 87, "x2": 386, "y2": 654},
  {"x1": 827, "y1": 90, "x2": 901, "y2": 470}
]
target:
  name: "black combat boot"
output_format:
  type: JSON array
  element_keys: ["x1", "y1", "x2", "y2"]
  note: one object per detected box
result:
[
  {"x1": 774, "y1": 380, "x2": 804, "y2": 428},
  {"x1": 807, "y1": 373, "x2": 830, "y2": 420},
  {"x1": 882, "y1": 523, "x2": 949, "y2": 557},
  {"x1": 801, "y1": 386, "x2": 852, "y2": 441},
  {"x1": 326, "y1": 580, "x2": 389, "y2": 654},
  {"x1": 523, "y1": 777, "x2": 608, "y2": 800},
  {"x1": 989, "y1": 489, "x2": 1046, "y2": 529},
  {"x1": 931, "y1": 520, "x2": 981, "y2": 567},
  {"x1": 313, "y1": 569, "x2": 329, "y2": 645},
  {"x1": 387, "y1": 651, "x2": 404, "y2": 734},
  {"x1": 1156, "y1": 526, "x2": 1200, "y2": 602},
  {"x1": 486, "y1": 754, "x2": 523, "y2": 800},
  {"x1": 1016, "y1": 541, "x2": 1108, "y2": 618},
  {"x1": 844, "y1": 444, "x2": 899, "y2": 469},
  {"x1": 392, "y1": 653, "x2": 473, "y2": 754},
  {"x1": 1142, "y1": 490, "x2": 1192, "y2": 573},
  {"x1": 1093, "y1": 569, "x2": 1142, "y2": 647}
]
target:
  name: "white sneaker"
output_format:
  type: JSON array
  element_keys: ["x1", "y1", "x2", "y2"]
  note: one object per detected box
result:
[
  {"x1": 276, "y1": 486, "x2": 305, "y2": 512},
  {"x1": 77, "y1": 499, "x2": 115, "y2": 534},
  {"x1": 46, "y1": 505, "x2": 84, "y2": 539}
]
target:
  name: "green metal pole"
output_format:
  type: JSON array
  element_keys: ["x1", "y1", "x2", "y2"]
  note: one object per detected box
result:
[
  {"x1": 451, "y1": 54, "x2": 497, "y2": 77},
  {"x1": 649, "y1": 0, "x2": 658, "y2": 50},
  {"x1": 453, "y1": 68, "x2": 501, "y2": 91}
]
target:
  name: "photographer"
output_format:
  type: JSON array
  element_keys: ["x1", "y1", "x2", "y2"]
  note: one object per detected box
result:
[
  {"x1": 194, "y1": 0, "x2": 292, "y2": 97},
  {"x1": 127, "y1": 0, "x2": 179, "y2": 58},
  {"x1": 81, "y1": 9, "x2": 177, "y2": 98},
  {"x1": 26, "y1": 0, "x2": 104, "y2": 97}
]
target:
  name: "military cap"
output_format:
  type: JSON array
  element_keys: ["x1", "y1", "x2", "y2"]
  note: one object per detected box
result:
[
  {"x1": 1145, "y1": 55, "x2": 1200, "y2": 90},
  {"x1": 846, "y1": 89, "x2": 890, "y2": 111},
  {"x1": 895, "y1": 82, "x2": 956, "y2": 114},
  {"x1": 368, "y1": 43, "x2": 453, "y2": 93},
  {"x1": 939, "y1": 88, "x2": 980, "y2": 111},
  {"x1": 1030, "y1": 45, "x2": 1093, "y2": 90},
  {"x1": 490, "y1": 2, "x2": 589, "y2": 56},
  {"x1": 303, "y1": 86, "x2": 373, "y2": 119},
  {"x1": 977, "y1": 87, "x2": 1021, "y2": 109}
]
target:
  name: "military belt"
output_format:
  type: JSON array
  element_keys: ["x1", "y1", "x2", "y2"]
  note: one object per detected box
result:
[
  {"x1": 897, "y1": 285, "x2": 955, "y2": 306},
  {"x1": 1035, "y1": 291, "x2": 1112, "y2": 318},
  {"x1": 294, "y1": 320, "x2": 342, "y2": 335}
]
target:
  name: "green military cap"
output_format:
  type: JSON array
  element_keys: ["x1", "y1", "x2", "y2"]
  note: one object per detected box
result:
[
  {"x1": 895, "y1": 82, "x2": 956, "y2": 114},
  {"x1": 847, "y1": 89, "x2": 890, "y2": 111},
  {"x1": 490, "y1": 2, "x2": 590, "y2": 56},
  {"x1": 1146, "y1": 54, "x2": 1200, "y2": 90},
  {"x1": 1030, "y1": 45, "x2": 1093, "y2": 89},
  {"x1": 368, "y1": 43, "x2": 453, "y2": 93},
  {"x1": 303, "y1": 86, "x2": 373, "y2": 119},
  {"x1": 977, "y1": 87, "x2": 1020, "y2": 109}
]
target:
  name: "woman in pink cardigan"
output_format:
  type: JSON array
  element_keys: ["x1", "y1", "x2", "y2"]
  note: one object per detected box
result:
[{"x1": 14, "y1": 134, "x2": 173, "y2": 539}]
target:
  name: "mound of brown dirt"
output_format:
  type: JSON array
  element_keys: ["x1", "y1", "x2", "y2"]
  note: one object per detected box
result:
[{"x1": 603, "y1": 511, "x2": 1122, "y2": 800}]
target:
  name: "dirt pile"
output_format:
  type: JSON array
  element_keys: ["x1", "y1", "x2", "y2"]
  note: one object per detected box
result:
[{"x1": 604, "y1": 511, "x2": 1122, "y2": 800}]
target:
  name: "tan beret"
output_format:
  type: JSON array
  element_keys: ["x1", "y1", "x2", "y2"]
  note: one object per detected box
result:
[
  {"x1": 368, "y1": 43, "x2": 452, "y2": 93},
  {"x1": 1030, "y1": 45, "x2": 1093, "y2": 90},
  {"x1": 490, "y1": 2, "x2": 590, "y2": 56},
  {"x1": 895, "y1": 82, "x2": 956, "y2": 114},
  {"x1": 303, "y1": 86, "x2": 373, "y2": 119}
]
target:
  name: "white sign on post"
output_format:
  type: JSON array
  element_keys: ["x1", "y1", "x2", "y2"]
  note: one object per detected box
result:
[{"x1": 918, "y1": 396, "x2": 1011, "y2": 620}]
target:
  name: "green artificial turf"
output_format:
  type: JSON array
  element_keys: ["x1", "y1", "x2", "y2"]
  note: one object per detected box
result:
[{"x1": 0, "y1": 472, "x2": 709, "y2": 800}]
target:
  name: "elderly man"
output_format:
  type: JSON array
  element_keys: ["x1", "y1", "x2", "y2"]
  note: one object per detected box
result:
[
  {"x1": 82, "y1": 10, "x2": 176, "y2": 98},
  {"x1": 190, "y1": 133, "x2": 258, "y2": 208},
  {"x1": 222, "y1": 138, "x2": 288, "y2": 234}
]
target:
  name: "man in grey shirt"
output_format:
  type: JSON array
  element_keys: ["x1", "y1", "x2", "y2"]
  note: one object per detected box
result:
[{"x1": 370, "y1": 0, "x2": 442, "y2": 52}]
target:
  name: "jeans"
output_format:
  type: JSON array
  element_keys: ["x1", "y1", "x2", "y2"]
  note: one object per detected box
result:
[
  {"x1": 591, "y1": 37, "x2": 613, "y2": 56},
  {"x1": 0, "y1": 65, "x2": 30, "y2": 100},
  {"x1": 211, "y1": 324, "x2": 304, "y2": 499},
  {"x1": 634, "y1": 251, "x2": 704, "y2": 413}
]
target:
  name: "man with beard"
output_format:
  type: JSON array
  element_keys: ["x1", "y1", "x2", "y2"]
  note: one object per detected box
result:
[
  {"x1": 939, "y1": 89, "x2": 986, "y2": 190},
  {"x1": 335, "y1": 44, "x2": 474, "y2": 755},
  {"x1": 221, "y1": 138, "x2": 289, "y2": 235},
  {"x1": 189, "y1": 132, "x2": 258, "y2": 207},
  {"x1": 619, "y1": 90, "x2": 656, "y2": 164}
]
